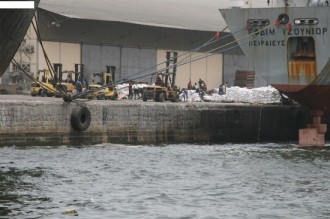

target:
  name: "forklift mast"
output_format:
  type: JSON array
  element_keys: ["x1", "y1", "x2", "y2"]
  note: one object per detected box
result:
[
  {"x1": 165, "y1": 51, "x2": 178, "y2": 87},
  {"x1": 106, "y1": 65, "x2": 116, "y2": 83},
  {"x1": 53, "y1": 63, "x2": 62, "y2": 82},
  {"x1": 103, "y1": 72, "x2": 111, "y2": 85},
  {"x1": 92, "y1": 66, "x2": 115, "y2": 85},
  {"x1": 53, "y1": 63, "x2": 84, "y2": 82},
  {"x1": 75, "y1": 64, "x2": 84, "y2": 81}
]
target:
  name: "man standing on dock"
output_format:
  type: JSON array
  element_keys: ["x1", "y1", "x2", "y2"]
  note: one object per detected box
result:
[{"x1": 128, "y1": 82, "x2": 133, "y2": 99}]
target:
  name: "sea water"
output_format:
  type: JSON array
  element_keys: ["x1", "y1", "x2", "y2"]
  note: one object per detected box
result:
[{"x1": 1, "y1": 143, "x2": 330, "y2": 219}]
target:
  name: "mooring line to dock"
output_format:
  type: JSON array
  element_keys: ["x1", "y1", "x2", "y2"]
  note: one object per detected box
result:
[{"x1": 123, "y1": 26, "x2": 231, "y2": 82}]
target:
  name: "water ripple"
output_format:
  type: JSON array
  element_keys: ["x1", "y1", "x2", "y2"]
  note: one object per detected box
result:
[{"x1": 1, "y1": 144, "x2": 330, "y2": 218}]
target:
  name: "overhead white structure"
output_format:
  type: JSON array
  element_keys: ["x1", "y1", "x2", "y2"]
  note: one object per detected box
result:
[
  {"x1": 38, "y1": 0, "x2": 261, "y2": 32},
  {"x1": 39, "y1": 0, "x2": 310, "y2": 32}
]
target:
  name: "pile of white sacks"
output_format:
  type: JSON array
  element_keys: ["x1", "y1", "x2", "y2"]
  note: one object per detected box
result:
[
  {"x1": 199, "y1": 86, "x2": 282, "y2": 104},
  {"x1": 116, "y1": 83, "x2": 283, "y2": 104}
]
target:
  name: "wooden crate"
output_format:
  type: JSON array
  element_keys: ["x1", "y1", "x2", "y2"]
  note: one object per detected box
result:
[{"x1": 234, "y1": 70, "x2": 255, "y2": 88}]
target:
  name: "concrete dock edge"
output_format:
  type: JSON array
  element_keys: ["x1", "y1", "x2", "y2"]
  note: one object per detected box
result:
[{"x1": 0, "y1": 96, "x2": 309, "y2": 146}]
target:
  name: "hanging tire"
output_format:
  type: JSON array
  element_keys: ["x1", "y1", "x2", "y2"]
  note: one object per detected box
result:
[{"x1": 71, "y1": 106, "x2": 91, "y2": 131}]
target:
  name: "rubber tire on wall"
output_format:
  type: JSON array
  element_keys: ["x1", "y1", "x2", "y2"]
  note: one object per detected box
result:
[{"x1": 71, "y1": 106, "x2": 91, "y2": 131}]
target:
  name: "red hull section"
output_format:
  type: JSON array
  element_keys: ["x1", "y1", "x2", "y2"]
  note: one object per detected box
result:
[{"x1": 272, "y1": 84, "x2": 330, "y2": 116}]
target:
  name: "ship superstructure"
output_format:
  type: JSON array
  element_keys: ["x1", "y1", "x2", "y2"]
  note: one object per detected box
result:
[{"x1": 220, "y1": 0, "x2": 330, "y2": 147}]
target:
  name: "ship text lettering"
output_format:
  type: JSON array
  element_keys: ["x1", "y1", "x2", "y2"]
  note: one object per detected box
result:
[
  {"x1": 248, "y1": 27, "x2": 327, "y2": 36},
  {"x1": 249, "y1": 40, "x2": 285, "y2": 47},
  {"x1": 284, "y1": 27, "x2": 327, "y2": 36},
  {"x1": 248, "y1": 28, "x2": 276, "y2": 35}
]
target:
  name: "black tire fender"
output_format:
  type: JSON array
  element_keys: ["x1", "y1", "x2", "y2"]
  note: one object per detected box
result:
[{"x1": 71, "y1": 106, "x2": 91, "y2": 131}]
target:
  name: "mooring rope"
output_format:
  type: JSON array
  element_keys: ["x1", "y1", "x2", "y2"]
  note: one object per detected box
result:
[
  {"x1": 111, "y1": 22, "x2": 279, "y2": 84},
  {"x1": 123, "y1": 26, "x2": 230, "y2": 82}
]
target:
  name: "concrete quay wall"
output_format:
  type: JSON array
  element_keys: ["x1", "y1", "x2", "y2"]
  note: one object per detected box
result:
[{"x1": 0, "y1": 97, "x2": 308, "y2": 146}]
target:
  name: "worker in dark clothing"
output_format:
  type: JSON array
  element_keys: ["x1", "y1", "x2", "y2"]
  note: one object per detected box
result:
[
  {"x1": 219, "y1": 84, "x2": 224, "y2": 95},
  {"x1": 155, "y1": 74, "x2": 163, "y2": 86},
  {"x1": 182, "y1": 88, "x2": 188, "y2": 101},
  {"x1": 187, "y1": 80, "x2": 192, "y2": 89},
  {"x1": 76, "y1": 79, "x2": 82, "y2": 93},
  {"x1": 192, "y1": 83, "x2": 197, "y2": 90},
  {"x1": 128, "y1": 82, "x2": 133, "y2": 99},
  {"x1": 198, "y1": 78, "x2": 207, "y2": 91}
]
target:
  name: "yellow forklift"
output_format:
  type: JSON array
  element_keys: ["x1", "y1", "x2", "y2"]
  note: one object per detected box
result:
[
  {"x1": 30, "y1": 69, "x2": 56, "y2": 97},
  {"x1": 87, "y1": 66, "x2": 118, "y2": 100},
  {"x1": 53, "y1": 64, "x2": 85, "y2": 98},
  {"x1": 142, "y1": 52, "x2": 180, "y2": 102}
]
